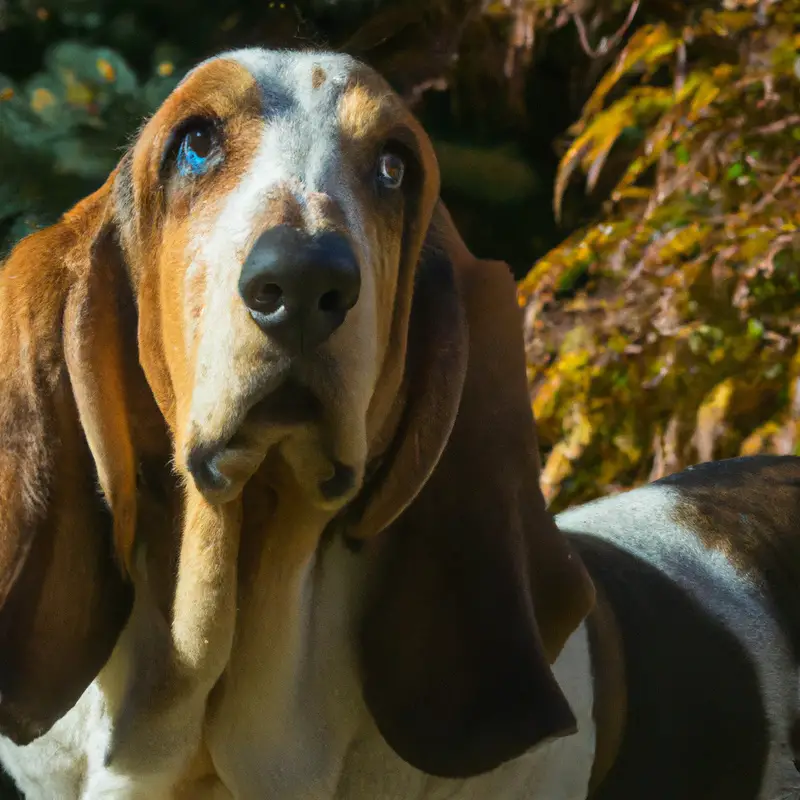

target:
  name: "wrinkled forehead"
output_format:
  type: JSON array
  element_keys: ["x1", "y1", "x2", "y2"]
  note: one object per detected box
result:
[{"x1": 191, "y1": 48, "x2": 399, "y2": 122}]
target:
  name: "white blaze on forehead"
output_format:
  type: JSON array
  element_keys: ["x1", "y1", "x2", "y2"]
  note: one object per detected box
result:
[
  {"x1": 216, "y1": 48, "x2": 377, "y2": 258},
  {"x1": 222, "y1": 47, "x2": 360, "y2": 88},
  {"x1": 228, "y1": 48, "x2": 373, "y2": 235}
]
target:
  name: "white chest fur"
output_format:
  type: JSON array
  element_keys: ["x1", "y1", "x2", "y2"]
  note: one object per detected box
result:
[
  {"x1": 203, "y1": 537, "x2": 596, "y2": 800},
  {"x1": 0, "y1": 536, "x2": 596, "y2": 800}
]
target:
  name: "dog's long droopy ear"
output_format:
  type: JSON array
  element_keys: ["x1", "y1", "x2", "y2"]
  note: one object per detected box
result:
[
  {"x1": 0, "y1": 179, "x2": 139, "y2": 744},
  {"x1": 356, "y1": 205, "x2": 596, "y2": 778}
]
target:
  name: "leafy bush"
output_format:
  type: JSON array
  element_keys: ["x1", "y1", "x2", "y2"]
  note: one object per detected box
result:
[
  {"x1": 0, "y1": 39, "x2": 180, "y2": 248},
  {"x1": 520, "y1": 0, "x2": 800, "y2": 509}
]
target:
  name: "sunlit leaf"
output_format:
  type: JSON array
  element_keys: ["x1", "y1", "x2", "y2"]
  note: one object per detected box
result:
[
  {"x1": 523, "y1": 0, "x2": 800, "y2": 511},
  {"x1": 583, "y1": 24, "x2": 678, "y2": 118}
]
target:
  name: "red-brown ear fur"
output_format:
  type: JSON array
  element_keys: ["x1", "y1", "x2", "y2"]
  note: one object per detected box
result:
[
  {"x1": 0, "y1": 179, "x2": 150, "y2": 743},
  {"x1": 356, "y1": 205, "x2": 596, "y2": 778}
]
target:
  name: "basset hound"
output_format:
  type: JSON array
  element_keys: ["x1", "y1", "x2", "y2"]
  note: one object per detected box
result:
[{"x1": 0, "y1": 47, "x2": 799, "y2": 800}]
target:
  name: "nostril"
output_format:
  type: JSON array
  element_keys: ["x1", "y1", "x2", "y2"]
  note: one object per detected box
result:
[
  {"x1": 319, "y1": 290, "x2": 343, "y2": 313},
  {"x1": 249, "y1": 282, "x2": 283, "y2": 315},
  {"x1": 239, "y1": 226, "x2": 361, "y2": 345}
]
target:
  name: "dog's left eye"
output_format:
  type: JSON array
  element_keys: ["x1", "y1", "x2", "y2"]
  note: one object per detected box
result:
[
  {"x1": 377, "y1": 152, "x2": 405, "y2": 189},
  {"x1": 176, "y1": 123, "x2": 216, "y2": 177}
]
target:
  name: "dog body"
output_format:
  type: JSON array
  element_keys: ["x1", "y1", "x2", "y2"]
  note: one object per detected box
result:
[
  {"x1": 0, "y1": 48, "x2": 798, "y2": 800},
  {"x1": 561, "y1": 456, "x2": 800, "y2": 800}
]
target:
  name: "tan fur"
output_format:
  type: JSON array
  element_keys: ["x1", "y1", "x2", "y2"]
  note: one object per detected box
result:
[
  {"x1": 338, "y1": 81, "x2": 389, "y2": 141},
  {"x1": 257, "y1": 186, "x2": 307, "y2": 231},
  {"x1": 311, "y1": 65, "x2": 327, "y2": 90}
]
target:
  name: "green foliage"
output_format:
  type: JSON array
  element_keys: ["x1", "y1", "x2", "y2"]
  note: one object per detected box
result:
[
  {"x1": 520, "y1": 0, "x2": 800, "y2": 510},
  {"x1": 0, "y1": 39, "x2": 180, "y2": 250}
]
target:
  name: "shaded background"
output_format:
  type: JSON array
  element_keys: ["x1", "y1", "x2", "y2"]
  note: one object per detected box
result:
[{"x1": 1, "y1": 0, "x2": 798, "y2": 515}]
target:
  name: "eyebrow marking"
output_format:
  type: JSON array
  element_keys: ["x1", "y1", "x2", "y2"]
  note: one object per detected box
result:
[
  {"x1": 338, "y1": 82, "x2": 384, "y2": 141},
  {"x1": 312, "y1": 65, "x2": 327, "y2": 90}
]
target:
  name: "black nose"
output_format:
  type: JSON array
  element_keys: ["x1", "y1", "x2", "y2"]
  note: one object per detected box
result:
[{"x1": 238, "y1": 226, "x2": 361, "y2": 352}]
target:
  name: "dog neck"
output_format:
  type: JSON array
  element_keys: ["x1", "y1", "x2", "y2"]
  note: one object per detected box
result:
[{"x1": 199, "y1": 522, "x2": 600, "y2": 800}]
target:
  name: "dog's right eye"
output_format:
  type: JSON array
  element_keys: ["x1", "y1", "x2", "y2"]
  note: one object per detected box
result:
[
  {"x1": 165, "y1": 118, "x2": 220, "y2": 178},
  {"x1": 177, "y1": 124, "x2": 215, "y2": 176}
]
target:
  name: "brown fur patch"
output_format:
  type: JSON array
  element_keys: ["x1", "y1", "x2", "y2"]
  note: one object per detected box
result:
[
  {"x1": 305, "y1": 192, "x2": 348, "y2": 236},
  {"x1": 129, "y1": 57, "x2": 264, "y2": 434},
  {"x1": 338, "y1": 81, "x2": 389, "y2": 142},
  {"x1": 185, "y1": 265, "x2": 207, "y2": 325},
  {"x1": 659, "y1": 455, "x2": 800, "y2": 659},
  {"x1": 256, "y1": 187, "x2": 306, "y2": 233},
  {"x1": 311, "y1": 65, "x2": 326, "y2": 90},
  {"x1": 0, "y1": 174, "x2": 163, "y2": 742},
  {"x1": 358, "y1": 231, "x2": 595, "y2": 778}
]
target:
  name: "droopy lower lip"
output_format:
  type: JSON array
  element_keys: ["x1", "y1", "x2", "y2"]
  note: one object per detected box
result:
[{"x1": 186, "y1": 378, "x2": 323, "y2": 498}]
